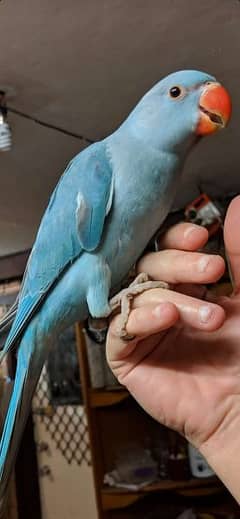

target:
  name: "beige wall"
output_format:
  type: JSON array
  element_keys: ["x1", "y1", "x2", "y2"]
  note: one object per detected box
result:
[
  {"x1": 34, "y1": 418, "x2": 97, "y2": 519},
  {"x1": 33, "y1": 368, "x2": 97, "y2": 519}
]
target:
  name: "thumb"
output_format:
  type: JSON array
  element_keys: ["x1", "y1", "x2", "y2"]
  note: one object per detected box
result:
[{"x1": 224, "y1": 195, "x2": 240, "y2": 292}]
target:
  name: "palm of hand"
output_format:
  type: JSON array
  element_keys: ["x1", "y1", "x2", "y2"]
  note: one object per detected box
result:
[
  {"x1": 108, "y1": 197, "x2": 240, "y2": 450},
  {"x1": 115, "y1": 294, "x2": 240, "y2": 449}
]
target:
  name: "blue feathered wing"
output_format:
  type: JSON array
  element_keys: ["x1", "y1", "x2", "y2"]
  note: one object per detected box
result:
[{"x1": 1, "y1": 140, "x2": 113, "y2": 358}]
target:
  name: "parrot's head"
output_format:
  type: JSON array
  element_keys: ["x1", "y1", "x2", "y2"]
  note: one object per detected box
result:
[{"x1": 125, "y1": 70, "x2": 231, "y2": 155}]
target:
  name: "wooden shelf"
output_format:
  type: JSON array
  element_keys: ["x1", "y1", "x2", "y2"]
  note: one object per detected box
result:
[
  {"x1": 101, "y1": 477, "x2": 222, "y2": 510},
  {"x1": 89, "y1": 388, "x2": 129, "y2": 407}
]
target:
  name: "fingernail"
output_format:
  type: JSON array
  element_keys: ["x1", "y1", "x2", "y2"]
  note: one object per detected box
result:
[
  {"x1": 198, "y1": 256, "x2": 210, "y2": 273},
  {"x1": 199, "y1": 305, "x2": 213, "y2": 323},
  {"x1": 152, "y1": 304, "x2": 166, "y2": 319},
  {"x1": 184, "y1": 226, "x2": 197, "y2": 239}
]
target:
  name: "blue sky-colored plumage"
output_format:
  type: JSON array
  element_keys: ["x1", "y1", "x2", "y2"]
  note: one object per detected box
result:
[{"x1": 0, "y1": 70, "x2": 220, "y2": 501}]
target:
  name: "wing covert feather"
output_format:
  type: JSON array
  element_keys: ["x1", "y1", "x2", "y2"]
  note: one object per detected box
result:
[{"x1": 2, "y1": 141, "x2": 113, "y2": 356}]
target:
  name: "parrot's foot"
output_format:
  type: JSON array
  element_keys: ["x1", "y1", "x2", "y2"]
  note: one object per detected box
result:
[
  {"x1": 87, "y1": 316, "x2": 109, "y2": 343},
  {"x1": 109, "y1": 273, "x2": 169, "y2": 340}
]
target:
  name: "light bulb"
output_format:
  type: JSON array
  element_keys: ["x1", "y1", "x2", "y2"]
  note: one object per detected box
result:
[
  {"x1": 0, "y1": 91, "x2": 12, "y2": 152},
  {"x1": 0, "y1": 112, "x2": 12, "y2": 152}
]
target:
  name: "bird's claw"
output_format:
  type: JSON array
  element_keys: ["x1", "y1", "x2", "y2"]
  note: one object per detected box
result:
[{"x1": 109, "y1": 273, "x2": 169, "y2": 341}]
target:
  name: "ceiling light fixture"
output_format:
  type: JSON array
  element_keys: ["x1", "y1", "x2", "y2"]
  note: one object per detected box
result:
[{"x1": 0, "y1": 91, "x2": 12, "y2": 152}]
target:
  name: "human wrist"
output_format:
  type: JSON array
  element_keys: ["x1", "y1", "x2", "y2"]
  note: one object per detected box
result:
[{"x1": 199, "y1": 402, "x2": 240, "y2": 503}]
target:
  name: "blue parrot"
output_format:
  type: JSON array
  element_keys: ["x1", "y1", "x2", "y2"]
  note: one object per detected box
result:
[{"x1": 0, "y1": 70, "x2": 231, "y2": 506}]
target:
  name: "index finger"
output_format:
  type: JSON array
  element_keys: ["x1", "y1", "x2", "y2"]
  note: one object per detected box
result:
[
  {"x1": 158, "y1": 222, "x2": 209, "y2": 251},
  {"x1": 224, "y1": 196, "x2": 240, "y2": 293}
]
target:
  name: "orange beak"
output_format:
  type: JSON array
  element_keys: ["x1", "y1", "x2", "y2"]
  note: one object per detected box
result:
[{"x1": 196, "y1": 82, "x2": 232, "y2": 136}]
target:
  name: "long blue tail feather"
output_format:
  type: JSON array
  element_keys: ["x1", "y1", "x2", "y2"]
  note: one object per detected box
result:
[{"x1": 0, "y1": 327, "x2": 48, "y2": 509}]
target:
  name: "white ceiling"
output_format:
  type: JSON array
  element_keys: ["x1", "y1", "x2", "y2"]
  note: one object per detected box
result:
[{"x1": 0, "y1": 0, "x2": 239, "y2": 255}]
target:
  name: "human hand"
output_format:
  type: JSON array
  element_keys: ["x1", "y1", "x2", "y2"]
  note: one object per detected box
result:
[{"x1": 107, "y1": 196, "x2": 240, "y2": 458}]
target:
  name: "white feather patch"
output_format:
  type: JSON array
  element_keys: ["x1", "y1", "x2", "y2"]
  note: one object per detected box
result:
[
  {"x1": 106, "y1": 175, "x2": 114, "y2": 216},
  {"x1": 76, "y1": 192, "x2": 88, "y2": 229}
]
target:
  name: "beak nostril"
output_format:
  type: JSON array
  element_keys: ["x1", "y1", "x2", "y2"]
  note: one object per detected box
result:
[
  {"x1": 196, "y1": 83, "x2": 231, "y2": 136},
  {"x1": 199, "y1": 105, "x2": 224, "y2": 126}
]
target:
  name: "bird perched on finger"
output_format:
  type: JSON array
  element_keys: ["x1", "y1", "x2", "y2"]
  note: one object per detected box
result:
[{"x1": 0, "y1": 69, "x2": 231, "y2": 510}]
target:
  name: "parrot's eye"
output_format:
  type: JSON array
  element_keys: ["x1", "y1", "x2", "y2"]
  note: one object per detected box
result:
[{"x1": 169, "y1": 86, "x2": 183, "y2": 99}]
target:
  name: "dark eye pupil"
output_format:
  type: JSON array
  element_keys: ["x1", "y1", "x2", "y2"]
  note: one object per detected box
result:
[{"x1": 170, "y1": 86, "x2": 181, "y2": 98}]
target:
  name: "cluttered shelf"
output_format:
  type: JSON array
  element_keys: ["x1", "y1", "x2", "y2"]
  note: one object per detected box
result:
[
  {"x1": 101, "y1": 477, "x2": 223, "y2": 511},
  {"x1": 102, "y1": 476, "x2": 220, "y2": 493}
]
